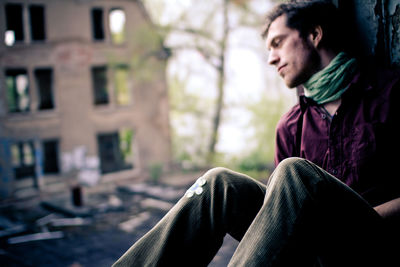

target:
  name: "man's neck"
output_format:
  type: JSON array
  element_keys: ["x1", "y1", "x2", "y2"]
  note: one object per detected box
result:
[
  {"x1": 319, "y1": 50, "x2": 342, "y2": 116},
  {"x1": 319, "y1": 49, "x2": 338, "y2": 69}
]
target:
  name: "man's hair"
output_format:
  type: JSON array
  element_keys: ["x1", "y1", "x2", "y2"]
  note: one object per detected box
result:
[{"x1": 262, "y1": 0, "x2": 343, "y2": 52}]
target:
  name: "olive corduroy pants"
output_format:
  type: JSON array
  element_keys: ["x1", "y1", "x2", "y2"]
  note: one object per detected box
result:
[{"x1": 113, "y1": 157, "x2": 388, "y2": 267}]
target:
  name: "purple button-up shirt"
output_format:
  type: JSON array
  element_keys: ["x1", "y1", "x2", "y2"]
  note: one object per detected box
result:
[{"x1": 275, "y1": 68, "x2": 400, "y2": 206}]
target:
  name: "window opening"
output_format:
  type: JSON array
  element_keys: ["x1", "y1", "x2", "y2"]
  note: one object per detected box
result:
[
  {"x1": 119, "y1": 128, "x2": 134, "y2": 164},
  {"x1": 91, "y1": 8, "x2": 105, "y2": 41},
  {"x1": 35, "y1": 68, "x2": 54, "y2": 110},
  {"x1": 114, "y1": 65, "x2": 130, "y2": 106},
  {"x1": 42, "y1": 139, "x2": 60, "y2": 174},
  {"x1": 97, "y1": 129, "x2": 133, "y2": 174},
  {"x1": 5, "y1": 4, "x2": 24, "y2": 45},
  {"x1": 92, "y1": 66, "x2": 109, "y2": 105},
  {"x1": 5, "y1": 31, "x2": 15, "y2": 46},
  {"x1": 29, "y1": 5, "x2": 46, "y2": 41},
  {"x1": 11, "y1": 144, "x2": 20, "y2": 166},
  {"x1": 6, "y1": 69, "x2": 30, "y2": 113},
  {"x1": 11, "y1": 141, "x2": 36, "y2": 179},
  {"x1": 109, "y1": 9, "x2": 126, "y2": 44}
]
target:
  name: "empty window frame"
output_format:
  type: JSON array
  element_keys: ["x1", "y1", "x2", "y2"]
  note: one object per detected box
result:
[
  {"x1": 5, "y1": 69, "x2": 30, "y2": 113},
  {"x1": 97, "y1": 129, "x2": 133, "y2": 174},
  {"x1": 34, "y1": 68, "x2": 54, "y2": 110},
  {"x1": 91, "y1": 8, "x2": 105, "y2": 41},
  {"x1": 29, "y1": 5, "x2": 46, "y2": 41},
  {"x1": 11, "y1": 141, "x2": 35, "y2": 179},
  {"x1": 5, "y1": 3, "x2": 24, "y2": 45},
  {"x1": 92, "y1": 66, "x2": 109, "y2": 105},
  {"x1": 42, "y1": 139, "x2": 60, "y2": 174},
  {"x1": 4, "y1": 4, "x2": 46, "y2": 45},
  {"x1": 109, "y1": 8, "x2": 126, "y2": 44},
  {"x1": 114, "y1": 65, "x2": 130, "y2": 106}
]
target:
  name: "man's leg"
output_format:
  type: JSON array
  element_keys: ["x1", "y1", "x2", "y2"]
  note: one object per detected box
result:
[
  {"x1": 229, "y1": 157, "x2": 387, "y2": 267},
  {"x1": 113, "y1": 167, "x2": 266, "y2": 267}
]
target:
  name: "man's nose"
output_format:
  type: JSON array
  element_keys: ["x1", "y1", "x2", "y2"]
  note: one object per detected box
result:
[{"x1": 268, "y1": 50, "x2": 279, "y2": 66}]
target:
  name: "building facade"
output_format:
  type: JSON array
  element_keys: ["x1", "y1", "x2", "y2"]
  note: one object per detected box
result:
[{"x1": 0, "y1": 0, "x2": 171, "y2": 198}]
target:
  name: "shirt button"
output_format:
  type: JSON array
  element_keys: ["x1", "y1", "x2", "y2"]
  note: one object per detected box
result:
[
  {"x1": 332, "y1": 169, "x2": 338, "y2": 175},
  {"x1": 321, "y1": 114, "x2": 327, "y2": 120}
]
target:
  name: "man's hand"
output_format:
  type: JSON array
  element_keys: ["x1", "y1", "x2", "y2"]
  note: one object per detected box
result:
[{"x1": 374, "y1": 197, "x2": 400, "y2": 221}]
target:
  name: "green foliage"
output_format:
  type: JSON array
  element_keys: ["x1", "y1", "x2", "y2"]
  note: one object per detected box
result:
[
  {"x1": 111, "y1": 27, "x2": 125, "y2": 44},
  {"x1": 105, "y1": 21, "x2": 166, "y2": 86},
  {"x1": 149, "y1": 162, "x2": 163, "y2": 183},
  {"x1": 114, "y1": 65, "x2": 130, "y2": 106},
  {"x1": 129, "y1": 24, "x2": 166, "y2": 83},
  {"x1": 6, "y1": 77, "x2": 17, "y2": 112},
  {"x1": 212, "y1": 92, "x2": 290, "y2": 180},
  {"x1": 132, "y1": 23, "x2": 164, "y2": 54},
  {"x1": 168, "y1": 75, "x2": 215, "y2": 168},
  {"x1": 119, "y1": 129, "x2": 134, "y2": 162},
  {"x1": 244, "y1": 93, "x2": 288, "y2": 164},
  {"x1": 238, "y1": 151, "x2": 267, "y2": 172},
  {"x1": 236, "y1": 151, "x2": 273, "y2": 181},
  {"x1": 212, "y1": 152, "x2": 272, "y2": 181}
]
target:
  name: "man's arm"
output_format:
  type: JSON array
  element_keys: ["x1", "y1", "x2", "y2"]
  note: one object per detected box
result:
[{"x1": 374, "y1": 197, "x2": 400, "y2": 221}]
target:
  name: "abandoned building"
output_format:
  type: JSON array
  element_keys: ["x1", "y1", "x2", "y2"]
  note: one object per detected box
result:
[{"x1": 0, "y1": 0, "x2": 172, "y2": 199}]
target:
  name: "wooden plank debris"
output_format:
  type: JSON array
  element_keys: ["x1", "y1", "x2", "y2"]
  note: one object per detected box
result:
[{"x1": 7, "y1": 231, "x2": 64, "y2": 244}]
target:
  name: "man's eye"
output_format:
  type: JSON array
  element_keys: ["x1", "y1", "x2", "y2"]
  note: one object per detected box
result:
[{"x1": 273, "y1": 39, "x2": 282, "y2": 48}]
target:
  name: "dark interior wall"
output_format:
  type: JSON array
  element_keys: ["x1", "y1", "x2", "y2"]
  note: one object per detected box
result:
[{"x1": 338, "y1": 0, "x2": 400, "y2": 67}]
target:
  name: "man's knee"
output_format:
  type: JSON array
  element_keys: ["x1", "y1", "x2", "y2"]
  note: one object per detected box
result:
[
  {"x1": 271, "y1": 157, "x2": 322, "y2": 189},
  {"x1": 183, "y1": 167, "x2": 233, "y2": 199},
  {"x1": 202, "y1": 167, "x2": 238, "y2": 188},
  {"x1": 204, "y1": 167, "x2": 231, "y2": 177},
  {"x1": 277, "y1": 157, "x2": 309, "y2": 169},
  {"x1": 274, "y1": 157, "x2": 312, "y2": 177},
  {"x1": 201, "y1": 167, "x2": 262, "y2": 194}
]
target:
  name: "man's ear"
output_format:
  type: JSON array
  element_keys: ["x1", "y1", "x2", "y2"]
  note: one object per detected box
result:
[{"x1": 309, "y1": 25, "x2": 323, "y2": 47}]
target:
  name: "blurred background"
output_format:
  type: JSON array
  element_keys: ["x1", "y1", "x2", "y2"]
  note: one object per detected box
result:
[
  {"x1": 0, "y1": 0, "x2": 295, "y2": 199},
  {"x1": 0, "y1": 0, "x2": 399, "y2": 266}
]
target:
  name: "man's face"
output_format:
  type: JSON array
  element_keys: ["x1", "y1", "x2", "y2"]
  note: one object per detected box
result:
[{"x1": 265, "y1": 15, "x2": 320, "y2": 88}]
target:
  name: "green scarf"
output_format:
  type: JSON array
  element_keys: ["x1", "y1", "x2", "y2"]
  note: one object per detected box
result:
[{"x1": 303, "y1": 52, "x2": 358, "y2": 105}]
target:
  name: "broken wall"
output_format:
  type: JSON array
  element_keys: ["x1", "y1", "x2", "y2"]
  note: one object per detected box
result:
[{"x1": 338, "y1": 0, "x2": 400, "y2": 67}]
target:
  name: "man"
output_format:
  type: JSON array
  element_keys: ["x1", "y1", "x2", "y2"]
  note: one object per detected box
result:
[{"x1": 114, "y1": 1, "x2": 400, "y2": 266}]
